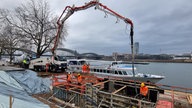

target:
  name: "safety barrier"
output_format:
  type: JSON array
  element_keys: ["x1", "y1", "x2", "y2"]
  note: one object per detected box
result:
[{"x1": 52, "y1": 73, "x2": 102, "y2": 94}]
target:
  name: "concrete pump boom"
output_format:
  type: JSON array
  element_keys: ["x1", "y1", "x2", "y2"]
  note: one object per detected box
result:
[{"x1": 51, "y1": 0, "x2": 135, "y2": 75}]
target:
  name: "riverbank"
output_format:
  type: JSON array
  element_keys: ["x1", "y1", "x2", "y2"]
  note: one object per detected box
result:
[{"x1": 135, "y1": 59, "x2": 192, "y2": 63}]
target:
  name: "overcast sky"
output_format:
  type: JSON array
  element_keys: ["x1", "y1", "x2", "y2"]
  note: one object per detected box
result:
[{"x1": 1, "y1": 0, "x2": 192, "y2": 55}]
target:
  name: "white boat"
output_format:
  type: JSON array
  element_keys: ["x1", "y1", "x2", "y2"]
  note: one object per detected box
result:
[{"x1": 67, "y1": 59, "x2": 165, "y2": 83}]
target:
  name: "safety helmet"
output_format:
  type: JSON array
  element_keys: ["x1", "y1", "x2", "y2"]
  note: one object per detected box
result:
[
  {"x1": 141, "y1": 82, "x2": 145, "y2": 87},
  {"x1": 78, "y1": 73, "x2": 80, "y2": 76}
]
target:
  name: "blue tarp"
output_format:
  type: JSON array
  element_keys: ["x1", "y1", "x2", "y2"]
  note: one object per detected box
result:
[
  {"x1": 0, "y1": 69, "x2": 51, "y2": 108},
  {"x1": 7, "y1": 70, "x2": 51, "y2": 94}
]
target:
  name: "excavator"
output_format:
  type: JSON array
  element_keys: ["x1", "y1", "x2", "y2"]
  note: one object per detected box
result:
[{"x1": 51, "y1": 0, "x2": 135, "y2": 75}]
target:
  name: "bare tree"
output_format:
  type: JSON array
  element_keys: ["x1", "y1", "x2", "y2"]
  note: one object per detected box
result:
[
  {"x1": 0, "y1": 35, "x2": 5, "y2": 60},
  {"x1": 0, "y1": 24, "x2": 23, "y2": 63},
  {"x1": 1, "y1": 0, "x2": 67, "y2": 58},
  {"x1": 0, "y1": 9, "x2": 29, "y2": 63},
  {"x1": 0, "y1": 10, "x2": 9, "y2": 60}
]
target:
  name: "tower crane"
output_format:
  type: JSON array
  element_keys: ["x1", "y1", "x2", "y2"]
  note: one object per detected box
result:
[{"x1": 51, "y1": 0, "x2": 135, "y2": 76}]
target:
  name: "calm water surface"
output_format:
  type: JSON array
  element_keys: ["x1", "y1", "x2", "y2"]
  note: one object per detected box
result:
[{"x1": 135, "y1": 62, "x2": 192, "y2": 88}]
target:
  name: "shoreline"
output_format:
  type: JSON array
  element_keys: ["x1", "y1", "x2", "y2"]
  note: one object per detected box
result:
[{"x1": 135, "y1": 59, "x2": 192, "y2": 63}]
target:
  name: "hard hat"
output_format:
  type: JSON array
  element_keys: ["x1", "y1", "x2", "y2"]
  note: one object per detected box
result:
[
  {"x1": 78, "y1": 73, "x2": 80, "y2": 76},
  {"x1": 141, "y1": 82, "x2": 145, "y2": 87}
]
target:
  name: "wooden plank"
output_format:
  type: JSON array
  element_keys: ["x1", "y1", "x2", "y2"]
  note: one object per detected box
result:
[
  {"x1": 51, "y1": 97, "x2": 80, "y2": 108},
  {"x1": 187, "y1": 95, "x2": 192, "y2": 104},
  {"x1": 93, "y1": 80, "x2": 109, "y2": 86},
  {"x1": 10, "y1": 95, "x2": 12, "y2": 108},
  {"x1": 112, "y1": 85, "x2": 126, "y2": 94}
]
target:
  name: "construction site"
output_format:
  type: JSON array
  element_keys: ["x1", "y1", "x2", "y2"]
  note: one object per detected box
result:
[
  {"x1": 37, "y1": 71, "x2": 192, "y2": 108},
  {"x1": 0, "y1": 65, "x2": 192, "y2": 108},
  {"x1": 1, "y1": 0, "x2": 192, "y2": 108}
]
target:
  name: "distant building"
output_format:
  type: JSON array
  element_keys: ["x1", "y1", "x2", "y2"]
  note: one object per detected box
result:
[
  {"x1": 173, "y1": 55, "x2": 191, "y2": 60},
  {"x1": 112, "y1": 52, "x2": 118, "y2": 61},
  {"x1": 134, "y1": 42, "x2": 139, "y2": 55}
]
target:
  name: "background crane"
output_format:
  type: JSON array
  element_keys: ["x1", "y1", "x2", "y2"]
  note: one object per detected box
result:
[{"x1": 51, "y1": 0, "x2": 135, "y2": 76}]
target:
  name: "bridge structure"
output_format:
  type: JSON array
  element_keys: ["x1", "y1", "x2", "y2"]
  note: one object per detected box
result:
[
  {"x1": 1, "y1": 47, "x2": 103, "y2": 60},
  {"x1": 80, "y1": 53, "x2": 102, "y2": 60},
  {"x1": 43, "y1": 48, "x2": 103, "y2": 59}
]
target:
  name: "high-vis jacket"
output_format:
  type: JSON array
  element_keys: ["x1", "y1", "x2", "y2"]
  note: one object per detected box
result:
[{"x1": 140, "y1": 86, "x2": 148, "y2": 96}]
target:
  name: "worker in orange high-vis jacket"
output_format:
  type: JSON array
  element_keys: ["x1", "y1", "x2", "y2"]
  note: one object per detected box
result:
[
  {"x1": 140, "y1": 82, "x2": 149, "y2": 98},
  {"x1": 77, "y1": 73, "x2": 82, "y2": 85},
  {"x1": 82, "y1": 64, "x2": 86, "y2": 73},
  {"x1": 67, "y1": 73, "x2": 72, "y2": 83}
]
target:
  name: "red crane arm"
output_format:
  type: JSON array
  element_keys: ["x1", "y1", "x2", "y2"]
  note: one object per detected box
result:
[{"x1": 51, "y1": 0, "x2": 134, "y2": 55}]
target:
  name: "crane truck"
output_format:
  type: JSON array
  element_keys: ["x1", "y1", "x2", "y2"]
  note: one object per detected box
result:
[
  {"x1": 51, "y1": 0, "x2": 134, "y2": 73},
  {"x1": 29, "y1": 55, "x2": 67, "y2": 72},
  {"x1": 30, "y1": 0, "x2": 134, "y2": 73}
]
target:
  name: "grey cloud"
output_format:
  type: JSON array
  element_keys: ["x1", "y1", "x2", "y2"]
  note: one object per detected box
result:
[
  {"x1": 130, "y1": 0, "x2": 192, "y2": 54},
  {"x1": 1, "y1": 0, "x2": 192, "y2": 55}
]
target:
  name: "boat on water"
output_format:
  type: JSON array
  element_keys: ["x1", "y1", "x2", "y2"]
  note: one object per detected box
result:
[{"x1": 67, "y1": 59, "x2": 165, "y2": 83}]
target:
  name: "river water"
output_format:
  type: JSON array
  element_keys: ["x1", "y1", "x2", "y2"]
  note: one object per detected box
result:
[{"x1": 135, "y1": 62, "x2": 192, "y2": 89}]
